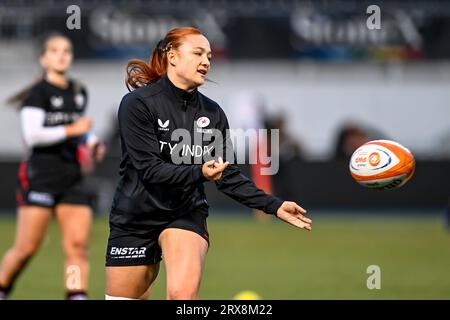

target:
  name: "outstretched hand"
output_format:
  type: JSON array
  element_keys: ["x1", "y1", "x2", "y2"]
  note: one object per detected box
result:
[{"x1": 276, "y1": 201, "x2": 312, "y2": 231}]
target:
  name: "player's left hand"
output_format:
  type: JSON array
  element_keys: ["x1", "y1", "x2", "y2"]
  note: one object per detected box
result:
[{"x1": 276, "y1": 201, "x2": 312, "y2": 231}]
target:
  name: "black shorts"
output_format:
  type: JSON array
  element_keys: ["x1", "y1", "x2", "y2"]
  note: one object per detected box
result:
[
  {"x1": 105, "y1": 205, "x2": 209, "y2": 266},
  {"x1": 16, "y1": 160, "x2": 95, "y2": 208}
]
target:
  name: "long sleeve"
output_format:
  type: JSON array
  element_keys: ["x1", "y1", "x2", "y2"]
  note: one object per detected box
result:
[
  {"x1": 118, "y1": 93, "x2": 207, "y2": 187},
  {"x1": 214, "y1": 107, "x2": 284, "y2": 215},
  {"x1": 20, "y1": 107, "x2": 67, "y2": 147}
]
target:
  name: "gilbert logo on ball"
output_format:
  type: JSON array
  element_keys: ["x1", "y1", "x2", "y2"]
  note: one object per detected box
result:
[{"x1": 349, "y1": 140, "x2": 415, "y2": 190}]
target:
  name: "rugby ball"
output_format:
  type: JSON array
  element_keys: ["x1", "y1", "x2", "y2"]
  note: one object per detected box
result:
[{"x1": 349, "y1": 140, "x2": 415, "y2": 190}]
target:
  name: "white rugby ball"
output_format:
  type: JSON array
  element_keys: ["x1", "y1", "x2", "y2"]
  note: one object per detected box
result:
[{"x1": 349, "y1": 140, "x2": 415, "y2": 190}]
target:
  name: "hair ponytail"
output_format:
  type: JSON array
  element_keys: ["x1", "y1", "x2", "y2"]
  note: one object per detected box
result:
[
  {"x1": 126, "y1": 41, "x2": 167, "y2": 91},
  {"x1": 126, "y1": 27, "x2": 203, "y2": 91},
  {"x1": 6, "y1": 74, "x2": 45, "y2": 107}
]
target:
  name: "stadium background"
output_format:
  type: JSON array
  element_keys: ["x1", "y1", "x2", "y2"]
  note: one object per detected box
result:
[{"x1": 0, "y1": 0, "x2": 449, "y2": 299}]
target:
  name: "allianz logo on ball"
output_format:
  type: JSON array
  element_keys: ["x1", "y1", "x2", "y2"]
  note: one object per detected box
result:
[{"x1": 349, "y1": 140, "x2": 415, "y2": 190}]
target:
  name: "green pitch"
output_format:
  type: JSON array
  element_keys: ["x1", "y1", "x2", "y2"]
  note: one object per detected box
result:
[{"x1": 0, "y1": 211, "x2": 449, "y2": 300}]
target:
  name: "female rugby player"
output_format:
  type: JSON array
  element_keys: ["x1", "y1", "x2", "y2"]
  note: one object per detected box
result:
[
  {"x1": 0, "y1": 33, "x2": 104, "y2": 300},
  {"x1": 105, "y1": 27, "x2": 312, "y2": 300}
]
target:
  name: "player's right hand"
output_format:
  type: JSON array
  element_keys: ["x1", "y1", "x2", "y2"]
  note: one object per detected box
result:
[
  {"x1": 202, "y1": 157, "x2": 229, "y2": 181},
  {"x1": 65, "y1": 117, "x2": 92, "y2": 137}
]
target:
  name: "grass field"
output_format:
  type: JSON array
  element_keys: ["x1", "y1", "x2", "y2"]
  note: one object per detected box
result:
[{"x1": 0, "y1": 210, "x2": 449, "y2": 300}]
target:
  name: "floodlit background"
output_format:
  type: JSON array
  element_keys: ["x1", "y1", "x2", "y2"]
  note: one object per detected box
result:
[{"x1": 0, "y1": 0, "x2": 449, "y2": 299}]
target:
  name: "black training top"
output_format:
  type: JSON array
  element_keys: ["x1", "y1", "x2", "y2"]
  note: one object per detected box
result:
[
  {"x1": 110, "y1": 74, "x2": 283, "y2": 229},
  {"x1": 23, "y1": 79, "x2": 88, "y2": 163}
]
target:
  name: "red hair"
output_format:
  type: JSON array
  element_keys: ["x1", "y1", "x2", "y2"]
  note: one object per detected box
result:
[{"x1": 126, "y1": 27, "x2": 203, "y2": 90}]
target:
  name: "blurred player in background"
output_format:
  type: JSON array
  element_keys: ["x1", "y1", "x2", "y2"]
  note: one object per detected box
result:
[
  {"x1": 333, "y1": 124, "x2": 370, "y2": 161},
  {"x1": 105, "y1": 27, "x2": 312, "y2": 300},
  {"x1": 0, "y1": 33, "x2": 105, "y2": 300}
]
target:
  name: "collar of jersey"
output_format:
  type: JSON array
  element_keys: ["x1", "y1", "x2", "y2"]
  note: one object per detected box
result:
[
  {"x1": 162, "y1": 74, "x2": 198, "y2": 104},
  {"x1": 43, "y1": 78, "x2": 73, "y2": 92}
]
